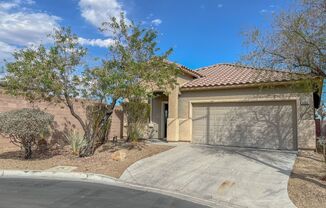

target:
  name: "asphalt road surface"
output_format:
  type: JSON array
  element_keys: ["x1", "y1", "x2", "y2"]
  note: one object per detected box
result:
[{"x1": 0, "y1": 178, "x2": 209, "y2": 208}]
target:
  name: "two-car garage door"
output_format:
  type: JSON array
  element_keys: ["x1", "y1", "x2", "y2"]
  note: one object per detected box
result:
[{"x1": 192, "y1": 101, "x2": 297, "y2": 150}]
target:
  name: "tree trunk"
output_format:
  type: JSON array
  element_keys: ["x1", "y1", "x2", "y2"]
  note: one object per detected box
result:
[
  {"x1": 23, "y1": 142, "x2": 32, "y2": 159},
  {"x1": 63, "y1": 94, "x2": 117, "y2": 157},
  {"x1": 323, "y1": 144, "x2": 326, "y2": 163},
  {"x1": 78, "y1": 108, "x2": 114, "y2": 157},
  {"x1": 64, "y1": 95, "x2": 87, "y2": 133}
]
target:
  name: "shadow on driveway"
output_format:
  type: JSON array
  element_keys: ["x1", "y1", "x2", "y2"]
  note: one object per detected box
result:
[{"x1": 120, "y1": 144, "x2": 297, "y2": 208}]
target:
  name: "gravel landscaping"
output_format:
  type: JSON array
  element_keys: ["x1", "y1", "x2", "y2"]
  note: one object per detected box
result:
[
  {"x1": 0, "y1": 137, "x2": 173, "y2": 178},
  {"x1": 288, "y1": 151, "x2": 326, "y2": 208}
]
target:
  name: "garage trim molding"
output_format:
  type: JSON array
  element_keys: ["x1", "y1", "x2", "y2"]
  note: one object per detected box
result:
[{"x1": 187, "y1": 97, "x2": 300, "y2": 145}]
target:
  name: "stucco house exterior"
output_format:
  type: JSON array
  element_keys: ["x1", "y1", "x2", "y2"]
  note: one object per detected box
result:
[{"x1": 148, "y1": 63, "x2": 322, "y2": 150}]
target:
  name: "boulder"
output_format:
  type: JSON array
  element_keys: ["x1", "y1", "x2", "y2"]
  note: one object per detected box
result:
[{"x1": 111, "y1": 149, "x2": 128, "y2": 161}]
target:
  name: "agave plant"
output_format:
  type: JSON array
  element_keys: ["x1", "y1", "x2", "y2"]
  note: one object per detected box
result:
[{"x1": 65, "y1": 130, "x2": 87, "y2": 156}]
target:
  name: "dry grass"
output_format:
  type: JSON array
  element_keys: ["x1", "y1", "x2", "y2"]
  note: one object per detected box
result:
[
  {"x1": 0, "y1": 137, "x2": 173, "y2": 178},
  {"x1": 288, "y1": 151, "x2": 326, "y2": 208}
]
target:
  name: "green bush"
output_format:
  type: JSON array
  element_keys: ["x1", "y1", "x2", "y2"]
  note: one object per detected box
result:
[
  {"x1": 64, "y1": 130, "x2": 87, "y2": 156},
  {"x1": 0, "y1": 108, "x2": 54, "y2": 159}
]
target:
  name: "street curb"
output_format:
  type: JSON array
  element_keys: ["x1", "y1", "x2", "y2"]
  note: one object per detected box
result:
[
  {"x1": 0, "y1": 170, "x2": 230, "y2": 208},
  {"x1": 1, "y1": 170, "x2": 117, "y2": 183}
]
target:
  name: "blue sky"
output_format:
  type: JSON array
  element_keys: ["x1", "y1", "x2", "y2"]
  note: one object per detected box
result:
[{"x1": 0, "y1": 0, "x2": 294, "y2": 70}]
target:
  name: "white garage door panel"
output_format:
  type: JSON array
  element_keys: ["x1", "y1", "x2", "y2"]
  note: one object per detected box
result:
[{"x1": 192, "y1": 101, "x2": 297, "y2": 150}]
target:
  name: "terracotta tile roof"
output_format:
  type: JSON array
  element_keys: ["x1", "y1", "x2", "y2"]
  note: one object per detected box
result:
[
  {"x1": 182, "y1": 63, "x2": 311, "y2": 89},
  {"x1": 178, "y1": 64, "x2": 203, "y2": 78},
  {"x1": 165, "y1": 61, "x2": 203, "y2": 78}
]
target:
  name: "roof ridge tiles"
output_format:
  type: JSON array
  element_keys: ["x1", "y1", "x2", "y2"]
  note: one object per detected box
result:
[{"x1": 181, "y1": 62, "x2": 315, "y2": 89}]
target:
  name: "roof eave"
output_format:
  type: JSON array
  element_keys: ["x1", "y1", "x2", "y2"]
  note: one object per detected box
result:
[
  {"x1": 164, "y1": 60, "x2": 204, "y2": 78},
  {"x1": 179, "y1": 66, "x2": 203, "y2": 78},
  {"x1": 180, "y1": 79, "x2": 319, "y2": 91}
]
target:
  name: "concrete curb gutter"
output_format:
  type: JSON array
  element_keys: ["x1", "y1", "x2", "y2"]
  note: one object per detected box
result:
[
  {"x1": 0, "y1": 170, "x2": 226, "y2": 208},
  {"x1": 0, "y1": 170, "x2": 119, "y2": 184}
]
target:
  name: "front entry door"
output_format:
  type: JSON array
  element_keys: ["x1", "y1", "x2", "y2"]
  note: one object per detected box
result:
[{"x1": 163, "y1": 103, "x2": 169, "y2": 138}]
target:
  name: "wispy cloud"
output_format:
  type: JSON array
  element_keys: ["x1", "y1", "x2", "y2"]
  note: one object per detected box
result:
[
  {"x1": 0, "y1": 0, "x2": 35, "y2": 10},
  {"x1": 0, "y1": 0, "x2": 60, "y2": 64},
  {"x1": 78, "y1": 37, "x2": 114, "y2": 47},
  {"x1": 0, "y1": 2, "x2": 18, "y2": 10},
  {"x1": 260, "y1": 9, "x2": 268, "y2": 13},
  {"x1": 259, "y1": 5, "x2": 276, "y2": 14},
  {"x1": 79, "y1": 0, "x2": 128, "y2": 35},
  {"x1": 0, "y1": 41, "x2": 17, "y2": 63},
  {"x1": 151, "y1": 19, "x2": 162, "y2": 26}
]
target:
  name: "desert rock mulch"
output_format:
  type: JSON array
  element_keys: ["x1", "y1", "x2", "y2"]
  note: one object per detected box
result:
[
  {"x1": 288, "y1": 151, "x2": 326, "y2": 208},
  {"x1": 0, "y1": 137, "x2": 173, "y2": 178}
]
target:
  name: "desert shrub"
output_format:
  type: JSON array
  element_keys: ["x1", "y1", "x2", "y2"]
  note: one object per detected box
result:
[
  {"x1": 0, "y1": 108, "x2": 54, "y2": 159},
  {"x1": 64, "y1": 130, "x2": 87, "y2": 156},
  {"x1": 123, "y1": 101, "x2": 150, "y2": 142},
  {"x1": 84, "y1": 104, "x2": 112, "y2": 150}
]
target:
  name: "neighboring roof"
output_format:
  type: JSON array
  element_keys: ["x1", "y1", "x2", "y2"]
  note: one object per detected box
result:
[{"x1": 182, "y1": 63, "x2": 314, "y2": 89}]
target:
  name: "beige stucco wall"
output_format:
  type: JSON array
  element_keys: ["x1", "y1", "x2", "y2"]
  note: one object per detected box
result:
[
  {"x1": 177, "y1": 73, "x2": 194, "y2": 85},
  {"x1": 166, "y1": 73, "x2": 195, "y2": 141},
  {"x1": 149, "y1": 72, "x2": 194, "y2": 140},
  {"x1": 150, "y1": 95, "x2": 168, "y2": 138},
  {"x1": 174, "y1": 86, "x2": 315, "y2": 149}
]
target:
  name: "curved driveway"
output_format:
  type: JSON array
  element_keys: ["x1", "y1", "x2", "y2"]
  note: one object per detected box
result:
[
  {"x1": 121, "y1": 144, "x2": 297, "y2": 208},
  {"x1": 0, "y1": 178, "x2": 209, "y2": 208}
]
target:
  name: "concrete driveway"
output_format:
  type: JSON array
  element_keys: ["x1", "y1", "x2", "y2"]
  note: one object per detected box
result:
[{"x1": 120, "y1": 144, "x2": 297, "y2": 208}]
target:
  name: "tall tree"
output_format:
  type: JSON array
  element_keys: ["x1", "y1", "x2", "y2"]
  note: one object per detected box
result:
[
  {"x1": 86, "y1": 13, "x2": 178, "y2": 102},
  {"x1": 83, "y1": 13, "x2": 178, "y2": 143},
  {"x1": 4, "y1": 14, "x2": 178, "y2": 157},
  {"x1": 5, "y1": 27, "x2": 87, "y2": 131},
  {"x1": 242, "y1": 0, "x2": 326, "y2": 76}
]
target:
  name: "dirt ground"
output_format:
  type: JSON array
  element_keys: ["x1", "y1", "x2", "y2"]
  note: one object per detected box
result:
[
  {"x1": 0, "y1": 137, "x2": 173, "y2": 178},
  {"x1": 288, "y1": 151, "x2": 326, "y2": 208}
]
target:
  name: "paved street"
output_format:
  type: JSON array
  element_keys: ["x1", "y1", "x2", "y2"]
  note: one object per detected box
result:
[{"x1": 0, "y1": 178, "x2": 209, "y2": 208}]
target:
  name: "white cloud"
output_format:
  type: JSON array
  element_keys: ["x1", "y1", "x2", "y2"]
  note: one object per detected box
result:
[
  {"x1": 0, "y1": 41, "x2": 17, "y2": 54},
  {"x1": 259, "y1": 8, "x2": 275, "y2": 14},
  {"x1": 0, "y1": 1, "x2": 60, "y2": 64},
  {"x1": 0, "y1": 11, "x2": 60, "y2": 46},
  {"x1": 151, "y1": 19, "x2": 162, "y2": 26},
  {"x1": 0, "y1": 41, "x2": 17, "y2": 63},
  {"x1": 26, "y1": 0, "x2": 36, "y2": 5},
  {"x1": 0, "y1": 2, "x2": 18, "y2": 10},
  {"x1": 0, "y1": 0, "x2": 35, "y2": 11},
  {"x1": 260, "y1": 9, "x2": 267, "y2": 13},
  {"x1": 79, "y1": 0, "x2": 127, "y2": 32},
  {"x1": 78, "y1": 37, "x2": 114, "y2": 47}
]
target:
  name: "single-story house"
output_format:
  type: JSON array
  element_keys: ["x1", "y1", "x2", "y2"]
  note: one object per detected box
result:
[
  {"x1": 148, "y1": 63, "x2": 323, "y2": 150},
  {"x1": 1, "y1": 63, "x2": 322, "y2": 151}
]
